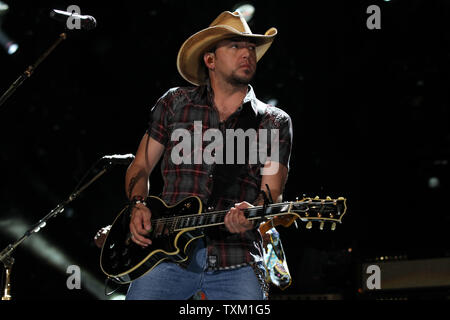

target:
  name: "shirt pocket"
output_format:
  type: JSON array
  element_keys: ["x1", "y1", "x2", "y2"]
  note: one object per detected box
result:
[{"x1": 166, "y1": 121, "x2": 205, "y2": 166}]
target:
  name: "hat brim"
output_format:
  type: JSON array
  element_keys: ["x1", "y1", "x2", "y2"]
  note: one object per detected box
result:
[{"x1": 177, "y1": 25, "x2": 277, "y2": 86}]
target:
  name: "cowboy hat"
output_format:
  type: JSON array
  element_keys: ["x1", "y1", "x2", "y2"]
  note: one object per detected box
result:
[{"x1": 176, "y1": 11, "x2": 277, "y2": 86}]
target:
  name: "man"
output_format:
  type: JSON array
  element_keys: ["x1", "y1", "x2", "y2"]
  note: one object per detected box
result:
[{"x1": 124, "y1": 11, "x2": 292, "y2": 300}]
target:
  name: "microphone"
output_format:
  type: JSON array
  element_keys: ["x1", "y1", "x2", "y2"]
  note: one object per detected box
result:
[
  {"x1": 49, "y1": 9, "x2": 97, "y2": 31},
  {"x1": 102, "y1": 154, "x2": 135, "y2": 165}
]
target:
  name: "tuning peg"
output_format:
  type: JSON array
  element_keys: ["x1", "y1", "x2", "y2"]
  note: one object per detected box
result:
[
  {"x1": 331, "y1": 223, "x2": 336, "y2": 231},
  {"x1": 326, "y1": 196, "x2": 331, "y2": 200},
  {"x1": 319, "y1": 221, "x2": 324, "y2": 230},
  {"x1": 314, "y1": 196, "x2": 320, "y2": 200},
  {"x1": 306, "y1": 221, "x2": 312, "y2": 229}
]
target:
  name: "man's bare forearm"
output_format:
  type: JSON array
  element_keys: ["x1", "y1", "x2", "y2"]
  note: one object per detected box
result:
[
  {"x1": 125, "y1": 134, "x2": 165, "y2": 201},
  {"x1": 253, "y1": 188, "x2": 283, "y2": 206},
  {"x1": 255, "y1": 161, "x2": 288, "y2": 206},
  {"x1": 125, "y1": 165, "x2": 150, "y2": 200}
]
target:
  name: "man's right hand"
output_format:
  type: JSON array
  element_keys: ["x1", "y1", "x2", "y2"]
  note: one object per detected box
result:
[{"x1": 129, "y1": 203, "x2": 152, "y2": 247}]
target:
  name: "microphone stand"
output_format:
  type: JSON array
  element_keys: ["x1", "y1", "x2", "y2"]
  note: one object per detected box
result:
[
  {"x1": 0, "y1": 161, "x2": 116, "y2": 300},
  {"x1": 0, "y1": 32, "x2": 67, "y2": 112}
]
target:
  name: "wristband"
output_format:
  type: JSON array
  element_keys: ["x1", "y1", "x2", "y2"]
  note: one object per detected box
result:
[{"x1": 130, "y1": 196, "x2": 147, "y2": 207}]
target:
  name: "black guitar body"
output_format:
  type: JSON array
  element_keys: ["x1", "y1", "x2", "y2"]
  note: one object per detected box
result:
[
  {"x1": 100, "y1": 196, "x2": 204, "y2": 284},
  {"x1": 100, "y1": 195, "x2": 347, "y2": 284}
]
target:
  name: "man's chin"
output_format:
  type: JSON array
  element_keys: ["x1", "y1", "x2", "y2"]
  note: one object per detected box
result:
[{"x1": 231, "y1": 72, "x2": 255, "y2": 86}]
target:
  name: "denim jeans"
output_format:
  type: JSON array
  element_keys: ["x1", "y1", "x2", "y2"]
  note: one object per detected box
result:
[{"x1": 125, "y1": 239, "x2": 267, "y2": 300}]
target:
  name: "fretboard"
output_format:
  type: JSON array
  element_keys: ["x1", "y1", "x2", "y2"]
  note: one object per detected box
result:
[{"x1": 151, "y1": 202, "x2": 293, "y2": 231}]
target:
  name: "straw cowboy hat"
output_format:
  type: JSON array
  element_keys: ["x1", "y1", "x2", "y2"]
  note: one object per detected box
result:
[{"x1": 177, "y1": 11, "x2": 277, "y2": 86}]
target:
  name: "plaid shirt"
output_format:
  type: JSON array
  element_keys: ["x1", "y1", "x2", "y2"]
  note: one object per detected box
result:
[{"x1": 147, "y1": 82, "x2": 292, "y2": 269}]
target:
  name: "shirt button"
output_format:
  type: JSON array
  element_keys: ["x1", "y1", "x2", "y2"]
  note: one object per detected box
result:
[{"x1": 209, "y1": 174, "x2": 213, "y2": 179}]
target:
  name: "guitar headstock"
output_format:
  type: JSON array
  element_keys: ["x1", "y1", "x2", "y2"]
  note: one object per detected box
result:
[{"x1": 290, "y1": 196, "x2": 347, "y2": 231}]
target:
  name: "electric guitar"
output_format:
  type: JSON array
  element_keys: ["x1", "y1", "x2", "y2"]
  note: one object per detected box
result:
[{"x1": 100, "y1": 195, "x2": 347, "y2": 284}]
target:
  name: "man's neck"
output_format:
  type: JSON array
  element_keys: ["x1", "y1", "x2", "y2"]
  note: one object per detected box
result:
[{"x1": 210, "y1": 77, "x2": 248, "y2": 121}]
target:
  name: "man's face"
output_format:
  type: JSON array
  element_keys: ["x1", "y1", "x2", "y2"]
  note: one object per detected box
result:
[{"x1": 211, "y1": 37, "x2": 257, "y2": 86}]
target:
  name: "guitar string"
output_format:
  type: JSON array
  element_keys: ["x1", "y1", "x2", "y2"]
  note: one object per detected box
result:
[
  {"x1": 147, "y1": 202, "x2": 342, "y2": 228},
  {"x1": 148, "y1": 205, "x2": 341, "y2": 225},
  {"x1": 149, "y1": 205, "x2": 279, "y2": 225},
  {"x1": 148, "y1": 203, "x2": 290, "y2": 227}
]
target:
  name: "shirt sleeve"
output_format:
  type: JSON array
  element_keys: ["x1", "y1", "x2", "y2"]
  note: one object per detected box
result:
[
  {"x1": 276, "y1": 113, "x2": 293, "y2": 170},
  {"x1": 146, "y1": 88, "x2": 177, "y2": 146},
  {"x1": 261, "y1": 108, "x2": 293, "y2": 171}
]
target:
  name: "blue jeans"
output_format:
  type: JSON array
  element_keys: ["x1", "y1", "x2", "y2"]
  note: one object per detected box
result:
[{"x1": 126, "y1": 239, "x2": 267, "y2": 300}]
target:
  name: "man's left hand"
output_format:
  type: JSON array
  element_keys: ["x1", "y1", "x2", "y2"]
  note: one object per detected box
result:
[{"x1": 224, "y1": 201, "x2": 254, "y2": 233}]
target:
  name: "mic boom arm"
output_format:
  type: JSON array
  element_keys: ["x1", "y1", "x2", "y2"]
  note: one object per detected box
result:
[{"x1": 0, "y1": 33, "x2": 67, "y2": 111}]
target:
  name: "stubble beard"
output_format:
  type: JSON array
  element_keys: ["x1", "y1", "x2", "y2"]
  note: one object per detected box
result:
[{"x1": 228, "y1": 68, "x2": 256, "y2": 87}]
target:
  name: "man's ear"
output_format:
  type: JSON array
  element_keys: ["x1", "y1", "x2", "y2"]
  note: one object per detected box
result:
[{"x1": 203, "y1": 52, "x2": 215, "y2": 71}]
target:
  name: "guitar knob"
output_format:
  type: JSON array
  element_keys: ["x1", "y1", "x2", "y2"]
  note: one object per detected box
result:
[
  {"x1": 306, "y1": 221, "x2": 312, "y2": 229},
  {"x1": 331, "y1": 223, "x2": 336, "y2": 231},
  {"x1": 319, "y1": 221, "x2": 324, "y2": 230}
]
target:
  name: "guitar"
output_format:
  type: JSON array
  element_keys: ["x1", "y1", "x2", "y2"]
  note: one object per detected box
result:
[{"x1": 100, "y1": 195, "x2": 347, "y2": 284}]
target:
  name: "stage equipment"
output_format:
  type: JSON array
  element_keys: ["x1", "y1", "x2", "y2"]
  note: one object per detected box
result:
[
  {"x1": 0, "y1": 154, "x2": 134, "y2": 300},
  {"x1": 0, "y1": 8, "x2": 97, "y2": 112},
  {"x1": 359, "y1": 256, "x2": 450, "y2": 299}
]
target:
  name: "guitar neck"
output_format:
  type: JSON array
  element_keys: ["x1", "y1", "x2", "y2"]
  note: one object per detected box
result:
[{"x1": 167, "y1": 202, "x2": 293, "y2": 231}]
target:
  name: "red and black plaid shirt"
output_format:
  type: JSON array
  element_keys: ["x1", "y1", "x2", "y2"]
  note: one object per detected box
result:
[{"x1": 147, "y1": 82, "x2": 292, "y2": 269}]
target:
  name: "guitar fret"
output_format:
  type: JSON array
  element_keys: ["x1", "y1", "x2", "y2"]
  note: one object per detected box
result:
[
  {"x1": 247, "y1": 208, "x2": 258, "y2": 218},
  {"x1": 180, "y1": 217, "x2": 186, "y2": 229},
  {"x1": 190, "y1": 216, "x2": 197, "y2": 227},
  {"x1": 171, "y1": 217, "x2": 178, "y2": 231}
]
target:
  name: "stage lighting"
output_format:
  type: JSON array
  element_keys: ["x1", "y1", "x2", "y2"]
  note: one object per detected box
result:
[
  {"x1": 232, "y1": 2, "x2": 255, "y2": 22},
  {"x1": 0, "y1": 1, "x2": 8, "y2": 13},
  {"x1": 0, "y1": 29, "x2": 19, "y2": 55},
  {"x1": 0, "y1": 1, "x2": 19, "y2": 55},
  {"x1": 7, "y1": 41, "x2": 18, "y2": 54},
  {"x1": 267, "y1": 98, "x2": 279, "y2": 106},
  {"x1": 428, "y1": 176, "x2": 440, "y2": 189}
]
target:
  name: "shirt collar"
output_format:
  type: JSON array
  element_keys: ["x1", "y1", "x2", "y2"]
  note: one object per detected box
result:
[
  {"x1": 205, "y1": 80, "x2": 262, "y2": 116},
  {"x1": 243, "y1": 84, "x2": 259, "y2": 115}
]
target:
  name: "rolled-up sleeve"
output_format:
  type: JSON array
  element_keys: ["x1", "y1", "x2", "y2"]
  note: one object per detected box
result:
[
  {"x1": 147, "y1": 88, "x2": 178, "y2": 146},
  {"x1": 277, "y1": 114, "x2": 293, "y2": 170}
]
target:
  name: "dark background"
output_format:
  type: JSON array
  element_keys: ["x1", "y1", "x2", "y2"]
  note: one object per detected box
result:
[{"x1": 0, "y1": 0, "x2": 449, "y2": 300}]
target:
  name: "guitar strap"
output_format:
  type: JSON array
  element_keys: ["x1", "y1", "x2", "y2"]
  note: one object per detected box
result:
[
  {"x1": 259, "y1": 185, "x2": 274, "y2": 223},
  {"x1": 206, "y1": 101, "x2": 264, "y2": 210}
]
